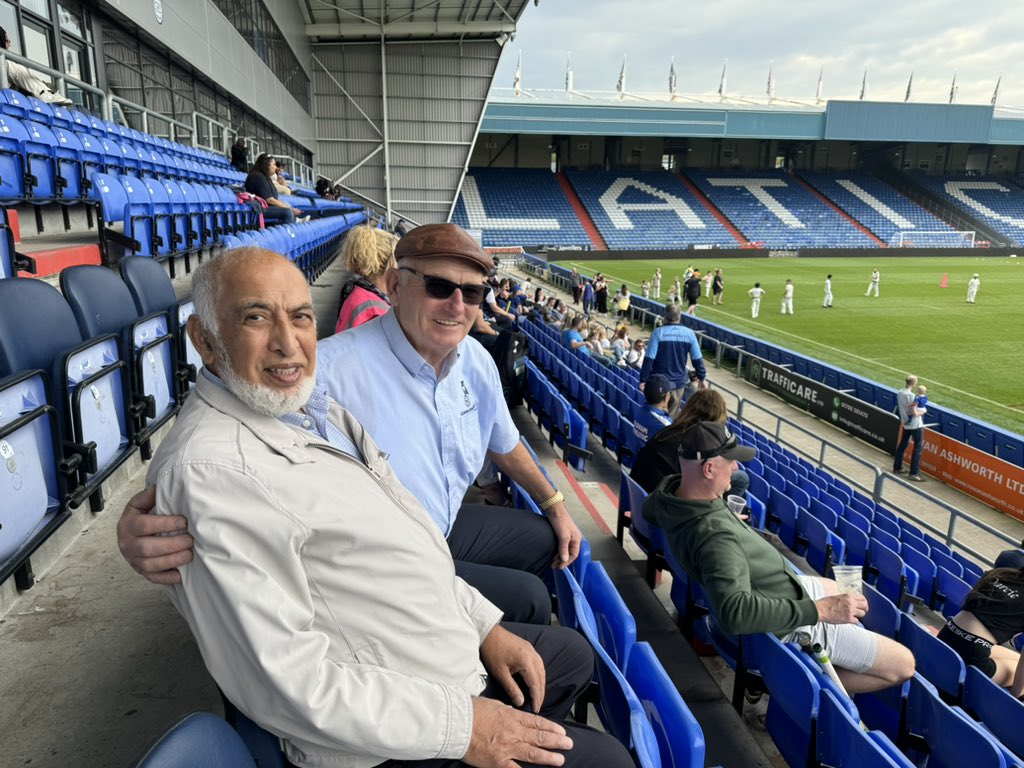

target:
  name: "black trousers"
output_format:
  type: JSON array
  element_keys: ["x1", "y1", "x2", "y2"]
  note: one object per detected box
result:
[
  {"x1": 373, "y1": 623, "x2": 634, "y2": 768},
  {"x1": 893, "y1": 427, "x2": 924, "y2": 475},
  {"x1": 448, "y1": 504, "x2": 555, "y2": 625}
]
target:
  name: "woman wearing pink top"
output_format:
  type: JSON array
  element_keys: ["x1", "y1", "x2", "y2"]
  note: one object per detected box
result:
[{"x1": 334, "y1": 226, "x2": 399, "y2": 333}]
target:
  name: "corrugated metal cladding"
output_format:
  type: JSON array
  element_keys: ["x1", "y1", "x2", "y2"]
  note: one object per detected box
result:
[
  {"x1": 313, "y1": 40, "x2": 498, "y2": 224},
  {"x1": 824, "y1": 101, "x2": 994, "y2": 143},
  {"x1": 989, "y1": 115, "x2": 1024, "y2": 145}
]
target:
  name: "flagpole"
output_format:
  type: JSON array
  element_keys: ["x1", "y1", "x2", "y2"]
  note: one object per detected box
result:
[{"x1": 815, "y1": 67, "x2": 823, "y2": 105}]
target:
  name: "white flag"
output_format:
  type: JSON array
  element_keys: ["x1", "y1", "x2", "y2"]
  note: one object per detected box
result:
[
  {"x1": 904, "y1": 72, "x2": 913, "y2": 102},
  {"x1": 949, "y1": 73, "x2": 957, "y2": 104},
  {"x1": 859, "y1": 69, "x2": 868, "y2": 100},
  {"x1": 992, "y1": 75, "x2": 1002, "y2": 106},
  {"x1": 513, "y1": 50, "x2": 522, "y2": 95},
  {"x1": 767, "y1": 62, "x2": 775, "y2": 100},
  {"x1": 565, "y1": 51, "x2": 573, "y2": 93},
  {"x1": 669, "y1": 59, "x2": 677, "y2": 95},
  {"x1": 617, "y1": 55, "x2": 626, "y2": 93},
  {"x1": 815, "y1": 67, "x2": 823, "y2": 103},
  {"x1": 718, "y1": 59, "x2": 728, "y2": 97}
]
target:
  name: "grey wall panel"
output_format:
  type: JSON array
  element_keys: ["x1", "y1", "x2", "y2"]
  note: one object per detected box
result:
[
  {"x1": 314, "y1": 39, "x2": 501, "y2": 224},
  {"x1": 824, "y1": 101, "x2": 993, "y2": 143}
]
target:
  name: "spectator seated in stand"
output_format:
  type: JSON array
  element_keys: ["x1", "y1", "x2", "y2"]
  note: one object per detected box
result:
[
  {"x1": 244, "y1": 153, "x2": 303, "y2": 226},
  {"x1": 1, "y1": 26, "x2": 71, "y2": 106},
  {"x1": 334, "y1": 225, "x2": 399, "y2": 333},
  {"x1": 230, "y1": 138, "x2": 248, "y2": 173}
]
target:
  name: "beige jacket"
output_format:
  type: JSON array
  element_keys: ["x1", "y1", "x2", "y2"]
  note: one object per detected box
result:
[{"x1": 147, "y1": 375, "x2": 503, "y2": 767}]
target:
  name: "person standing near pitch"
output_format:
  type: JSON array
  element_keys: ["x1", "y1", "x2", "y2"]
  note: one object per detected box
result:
[
  {"x1": 781, "y1": 279, "x2": 794, "y2": 315},
  {"x1": 712, "y1": 269, "x2": 725, "y2": 305},
  {"x1": 652, "y1": 268, "x2": 662, "y2": 300},
  {"x1": 865, "y1": 268, "x2": 880, "y2": 298},
  {"x1": 967, "y1": 273, "x2": 980, "y2": 303},
  {"x1": 823, "y1": 274, "x2": 833, "y2": 308},
  {"x1": 748, "y1": 282, "x2": 764, "y2": 318}
]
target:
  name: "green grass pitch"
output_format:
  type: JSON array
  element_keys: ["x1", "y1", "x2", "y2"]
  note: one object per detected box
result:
[{"x1": 563, "y1": 255, "x2": 1024, "y2": 435}]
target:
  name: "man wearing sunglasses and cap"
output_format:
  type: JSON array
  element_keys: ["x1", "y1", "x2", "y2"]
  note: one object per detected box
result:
[
  {"x1": 642, "y1": 422, "x2": 914, "y2": 693},
  {"x1": 118, "y1": 224, "x2": 579, "y2": 627}
]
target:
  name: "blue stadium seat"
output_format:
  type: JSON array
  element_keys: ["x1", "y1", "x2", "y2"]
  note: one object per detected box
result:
[
  {"x1": 817, "y1": 689, "x2": 914, "y2": 767},
  {"x1": 132, "y1": 712, "x2": 256, "y2": 768},
  {"x1": 933, "y1": 565, "x2": 971, "y2": 618},
  {"x1": 583, "y1": 561, "x2": 637, "y2": 670},
  {"x1": 862, "y1": 582, "x2": 900, "y2": 639},
  {"x1": 899, "y1": 613, "x2": 965, "y2": 703},
  {"x1": 625, "y1": 642, "x2": 706, "y2": 768},
  {"x1": 60, "y1": 265, "x2": 178, "y2": 459},
  {"x1": 0, "y1": 277, "x2": 134, "y2": 512},
  {"x1": 963, "y1": 665, "x2": 1024, "y2": 762}
]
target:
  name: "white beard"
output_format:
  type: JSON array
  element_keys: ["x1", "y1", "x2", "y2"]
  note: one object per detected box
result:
[{"x1": 214, "y1": 343, "x2": 315, "y2": 418}]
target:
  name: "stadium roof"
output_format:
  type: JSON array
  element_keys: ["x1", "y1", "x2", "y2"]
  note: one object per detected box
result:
[
  {"x1": 482, "y1": 91, "x2": 1024, "y2": 145},
  {"x1": 304, "y1": 0, "x2": 526, "y2": 42}
]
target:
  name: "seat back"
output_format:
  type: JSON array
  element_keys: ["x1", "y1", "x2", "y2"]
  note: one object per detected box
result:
[
  {"x1": 963, "y1": 665, "x2": 1024, "y2": 760},
  {"x1": 132, "y1": 712, "x2": 256, "y2": 768},
  {"x1": 582, "y1": 561, "x2": 637, "y2": 670},
  {"x1": 934, "y1": 566, "x2": 971, "y2": 618},
  {"x1": 905, "y1": 674, "x2": 1007, "y2": 768},
  {"x1": 899, "y1": 613, "x2": 965, "y2": 703},
  {"x1": 119, "y1": 256, "x2": 177, "y2": 315},
  {"x1": 817, "y1": 689, "x2": 914, "y2": 767},
  {"x1": 625, "y1": 642, "x2": 706, "y2": 768},
  {"x1": 753, "y1": 632, "x2": 820, "y2": 768}
]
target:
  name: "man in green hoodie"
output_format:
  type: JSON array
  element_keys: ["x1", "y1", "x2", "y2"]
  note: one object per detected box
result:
[{"x1": 643, "y1": 422, "x2": 914, "y2": 694}]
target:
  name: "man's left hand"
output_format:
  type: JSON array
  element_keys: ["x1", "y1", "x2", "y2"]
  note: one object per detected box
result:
[
  {"x1": 545, "y1": 505, "x2": 581, "y2": 569},
  {"x1": 480, "y1": 625, "x2": 546, "y2": 713}
]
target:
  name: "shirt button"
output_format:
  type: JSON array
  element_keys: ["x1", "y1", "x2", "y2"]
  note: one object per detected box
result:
[{"x1": 302, "y1": 419, "x2": 312, "y2": 428}]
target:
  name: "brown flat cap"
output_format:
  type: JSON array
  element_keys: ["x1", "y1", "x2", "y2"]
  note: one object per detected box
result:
[{"x1": 394, "y1": 223, "x2": 493, "y2": 274}]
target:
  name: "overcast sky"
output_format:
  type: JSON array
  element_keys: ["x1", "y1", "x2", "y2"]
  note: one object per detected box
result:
[{"x1": 493, "y1": 0, "x2": 1023, "y2": 107}]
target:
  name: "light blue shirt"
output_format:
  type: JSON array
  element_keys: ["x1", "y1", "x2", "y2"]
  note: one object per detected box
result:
[{"x1": 317, "y1": 310, "x2": 520, "y2": 536}]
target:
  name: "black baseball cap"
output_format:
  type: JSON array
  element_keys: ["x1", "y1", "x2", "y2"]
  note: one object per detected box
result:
[
  {"x1": 677, "y1": 422, "x2": 757, "y2": 462},
  {"x1": 644, "y1": 374, "x2": 672, "y2": 405}
]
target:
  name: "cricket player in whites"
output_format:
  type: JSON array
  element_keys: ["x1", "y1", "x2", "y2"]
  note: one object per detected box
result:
[
  {"x1": 967, "y1": 273, "x2": 980, "y2": 303},
  {"x1": 823, "y1": 274, "x2": 833, "y2": 307},
  {"x1": 865, "y1": 268, "x2": 880, "y2": 297},
  {"x1": 748, "y1": 282, "x2": 765, "y2": 318},
  {"x1": 781, "y1": 279, "x2": 794, "y2": 315}
]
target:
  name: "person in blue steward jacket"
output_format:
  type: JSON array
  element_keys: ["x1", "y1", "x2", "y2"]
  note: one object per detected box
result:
[
  {"x1": 633, "y1": 374, "x2": 673, "y2": 445},
  {"x1": 639, "y1": 304, "x2": 706, "y2": 415}
]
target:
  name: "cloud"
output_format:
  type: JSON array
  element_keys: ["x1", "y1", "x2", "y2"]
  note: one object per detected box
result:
[{"x1": 498, "y1": 0, "x2": 1022, "y2": 104}]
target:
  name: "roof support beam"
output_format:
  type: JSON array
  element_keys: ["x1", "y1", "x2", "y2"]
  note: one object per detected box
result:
[{"x1": 305, "y1": 20, "x2": 516, "y2": 38}]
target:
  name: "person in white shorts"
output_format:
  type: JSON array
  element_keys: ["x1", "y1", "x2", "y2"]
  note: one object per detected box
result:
[
  {"x1": 748, "y1": 282, "x2": 765, "y2": 318},
  {"x1": 781, "y1": 278, "x2": 794, "y2": 315},
  {"x1": 652, "y1": 268, "x2": 662, "y2": 299},
  {"x1": 865, "y1": 268, "x2": 880, "y2": 297},
  {"x1": 966, "y1": 273, "x2": 980, "y2": 303},
  {"x1": 823, "y1": 274, "x2": 833, "y2": 308}
]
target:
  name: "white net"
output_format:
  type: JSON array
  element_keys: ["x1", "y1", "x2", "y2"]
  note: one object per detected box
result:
[{"x1": 889, "y1": 230, "x2": 976, "y2": 248}]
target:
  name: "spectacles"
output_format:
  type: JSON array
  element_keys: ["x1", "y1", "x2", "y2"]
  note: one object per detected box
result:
[{"x1": 399, "y1": 267, "x2": 488, "y2": 305}]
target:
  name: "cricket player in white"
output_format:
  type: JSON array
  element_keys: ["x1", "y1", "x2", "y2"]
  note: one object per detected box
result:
[
  {"x1": 865, "y1": 268, "x2": 880, "y2": 297},
  {"x1": 823, "y1": 274, "x2": 833, "y2": 307},
  {"x1": 748, "y1": 282, "x2": 765, "y2": 318},
  {"x1": 966, "y1": 273, "x2": 980, "y2": 303},
  {"x1": 652, "y1": 268, "x2": 662, "y2": 299},
  {"x1": 781, "y1": 279, "x2": 794, "y2": 315}
]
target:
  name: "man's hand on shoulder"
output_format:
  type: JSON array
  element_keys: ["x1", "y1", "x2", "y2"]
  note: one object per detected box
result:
[
  {"x1": 117, "y1": 485, "x2": 194, "y2": 585},
  {"x1": 463, "y1": 698, "x2": 571, "y2": 768},
  {"x1": 480, "y1": 624, "x2": 546, "y2": 713},
  {"x1": 815, "y1": 593, "x2": 867, "y2": 624}
]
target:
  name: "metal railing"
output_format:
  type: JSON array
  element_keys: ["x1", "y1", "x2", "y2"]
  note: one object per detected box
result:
[
  {"x1": 713, "y1": 378, "x2": 1017, "y2": 565},
  {"x1": 192, "y1": 112, "x2": 229, "y2": 155},
  {"x1": 275, "y1": 155, "x2": 315, "y2": 187},
  {"x1": 0, "y1": 49, "x2": 109, "y2": 119},
  {"x1": 110, "y1": 95, "x2": 195, "y2": 145}
]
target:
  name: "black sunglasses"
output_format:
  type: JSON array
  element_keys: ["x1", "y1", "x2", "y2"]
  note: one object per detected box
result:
[{"x1": 399, "y1": 266, "x2": 488, "y2": 305}]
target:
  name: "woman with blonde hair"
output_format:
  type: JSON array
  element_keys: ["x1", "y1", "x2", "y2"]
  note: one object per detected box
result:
[{"x1": 334, "y1": 225, "x2": 399, "y2": 332}]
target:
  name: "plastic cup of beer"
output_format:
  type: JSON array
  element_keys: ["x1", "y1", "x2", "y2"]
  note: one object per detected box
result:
[
  {"x1": 726, "y1": 494, "x2": 747, "y2": 516},
  {"x1": 832, "y1": 565, "x2": 863, "y2": 596}
]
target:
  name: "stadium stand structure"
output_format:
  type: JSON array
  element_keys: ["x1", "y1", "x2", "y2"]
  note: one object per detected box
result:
[
  {"x1": 913, "y1": 173, "x2": 1024, "y2": 246},
  {"x1": 686, "y1": 170, "x2": 880, "y2": 249},
  {"x1": 451, "y1": 168, "x2": 591, "y2": 248},
  {"x1": 565, "y1": 169, "x2": 738, "y2": 250},
  {"x1": 799, "y1": 171, "x2": 967, "y2": 246}
]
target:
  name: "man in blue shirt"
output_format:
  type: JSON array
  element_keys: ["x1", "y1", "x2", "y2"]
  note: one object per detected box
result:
[
  {"x1": 118, "y1": 225, "x2": 581, "y2": 625},
  {"x1": 639, "y1": 304, "x2": 707, "y2": 414},
  {"x1": 633, "y1": 374, "x2": 673, "y2": 445}
]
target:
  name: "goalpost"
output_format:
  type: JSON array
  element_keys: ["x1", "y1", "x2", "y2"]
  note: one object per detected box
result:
[{"x1": 889, "y1": 230, "x2": 976, "y2": 248}]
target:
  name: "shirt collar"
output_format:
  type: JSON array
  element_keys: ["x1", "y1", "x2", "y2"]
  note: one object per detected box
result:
[
  {"x1": 201, "y1": 366, "x2": 331, "y2": 430},
  {"x1": 381, "y1": 307, "x2": 459, "y2": 381}
]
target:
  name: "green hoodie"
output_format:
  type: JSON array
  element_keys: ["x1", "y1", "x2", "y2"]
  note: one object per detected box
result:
[{"x1": 643, "y1": 475, "x2": 819, "y2": 636}]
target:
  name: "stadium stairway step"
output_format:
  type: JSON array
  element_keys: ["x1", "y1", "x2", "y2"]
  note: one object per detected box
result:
[
  {"x1": 15, "y1": 231, "x2": 102, "y2": 277},
  {"x1": 793, "y1": 174, "x2": 887, "y2": 247},
  {"x1": 676, "y1": 172, "x2": 750, "y2": 246},
  {"x1": 555, "y1": 171, "x2": 608, "y2": 249}
]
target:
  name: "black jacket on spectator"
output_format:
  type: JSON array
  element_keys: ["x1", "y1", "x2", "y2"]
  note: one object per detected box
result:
[{"x1": 245, "y1": 171, "x2": 277, "y2": 201}]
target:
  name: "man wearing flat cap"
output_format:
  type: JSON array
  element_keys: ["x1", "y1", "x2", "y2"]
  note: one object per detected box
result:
[
  {"x1": 118, "y1": 224, "x2": 579, "y2": 626},
  {"x1": 643, "y1": 422, "x2": 914, "y2": 693}
]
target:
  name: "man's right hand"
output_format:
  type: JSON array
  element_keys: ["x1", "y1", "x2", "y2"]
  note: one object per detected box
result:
[
  {"x1": 463, "y1": 698, "x2": 572, "y2": 768},
  {"x1": 815, "y1": 593, "x2": 868, "y2": 624},
  {"x1": 117, "y1": 486, "x2": 194, "y2": 585}
]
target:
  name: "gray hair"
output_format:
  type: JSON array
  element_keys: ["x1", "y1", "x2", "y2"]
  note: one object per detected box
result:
[
  {"x1": 191, "y1": 247, "x2": 305, "y2": 340},
  {"x1": 664, "y1": 304, "x2": 682, "y2": 323}
]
